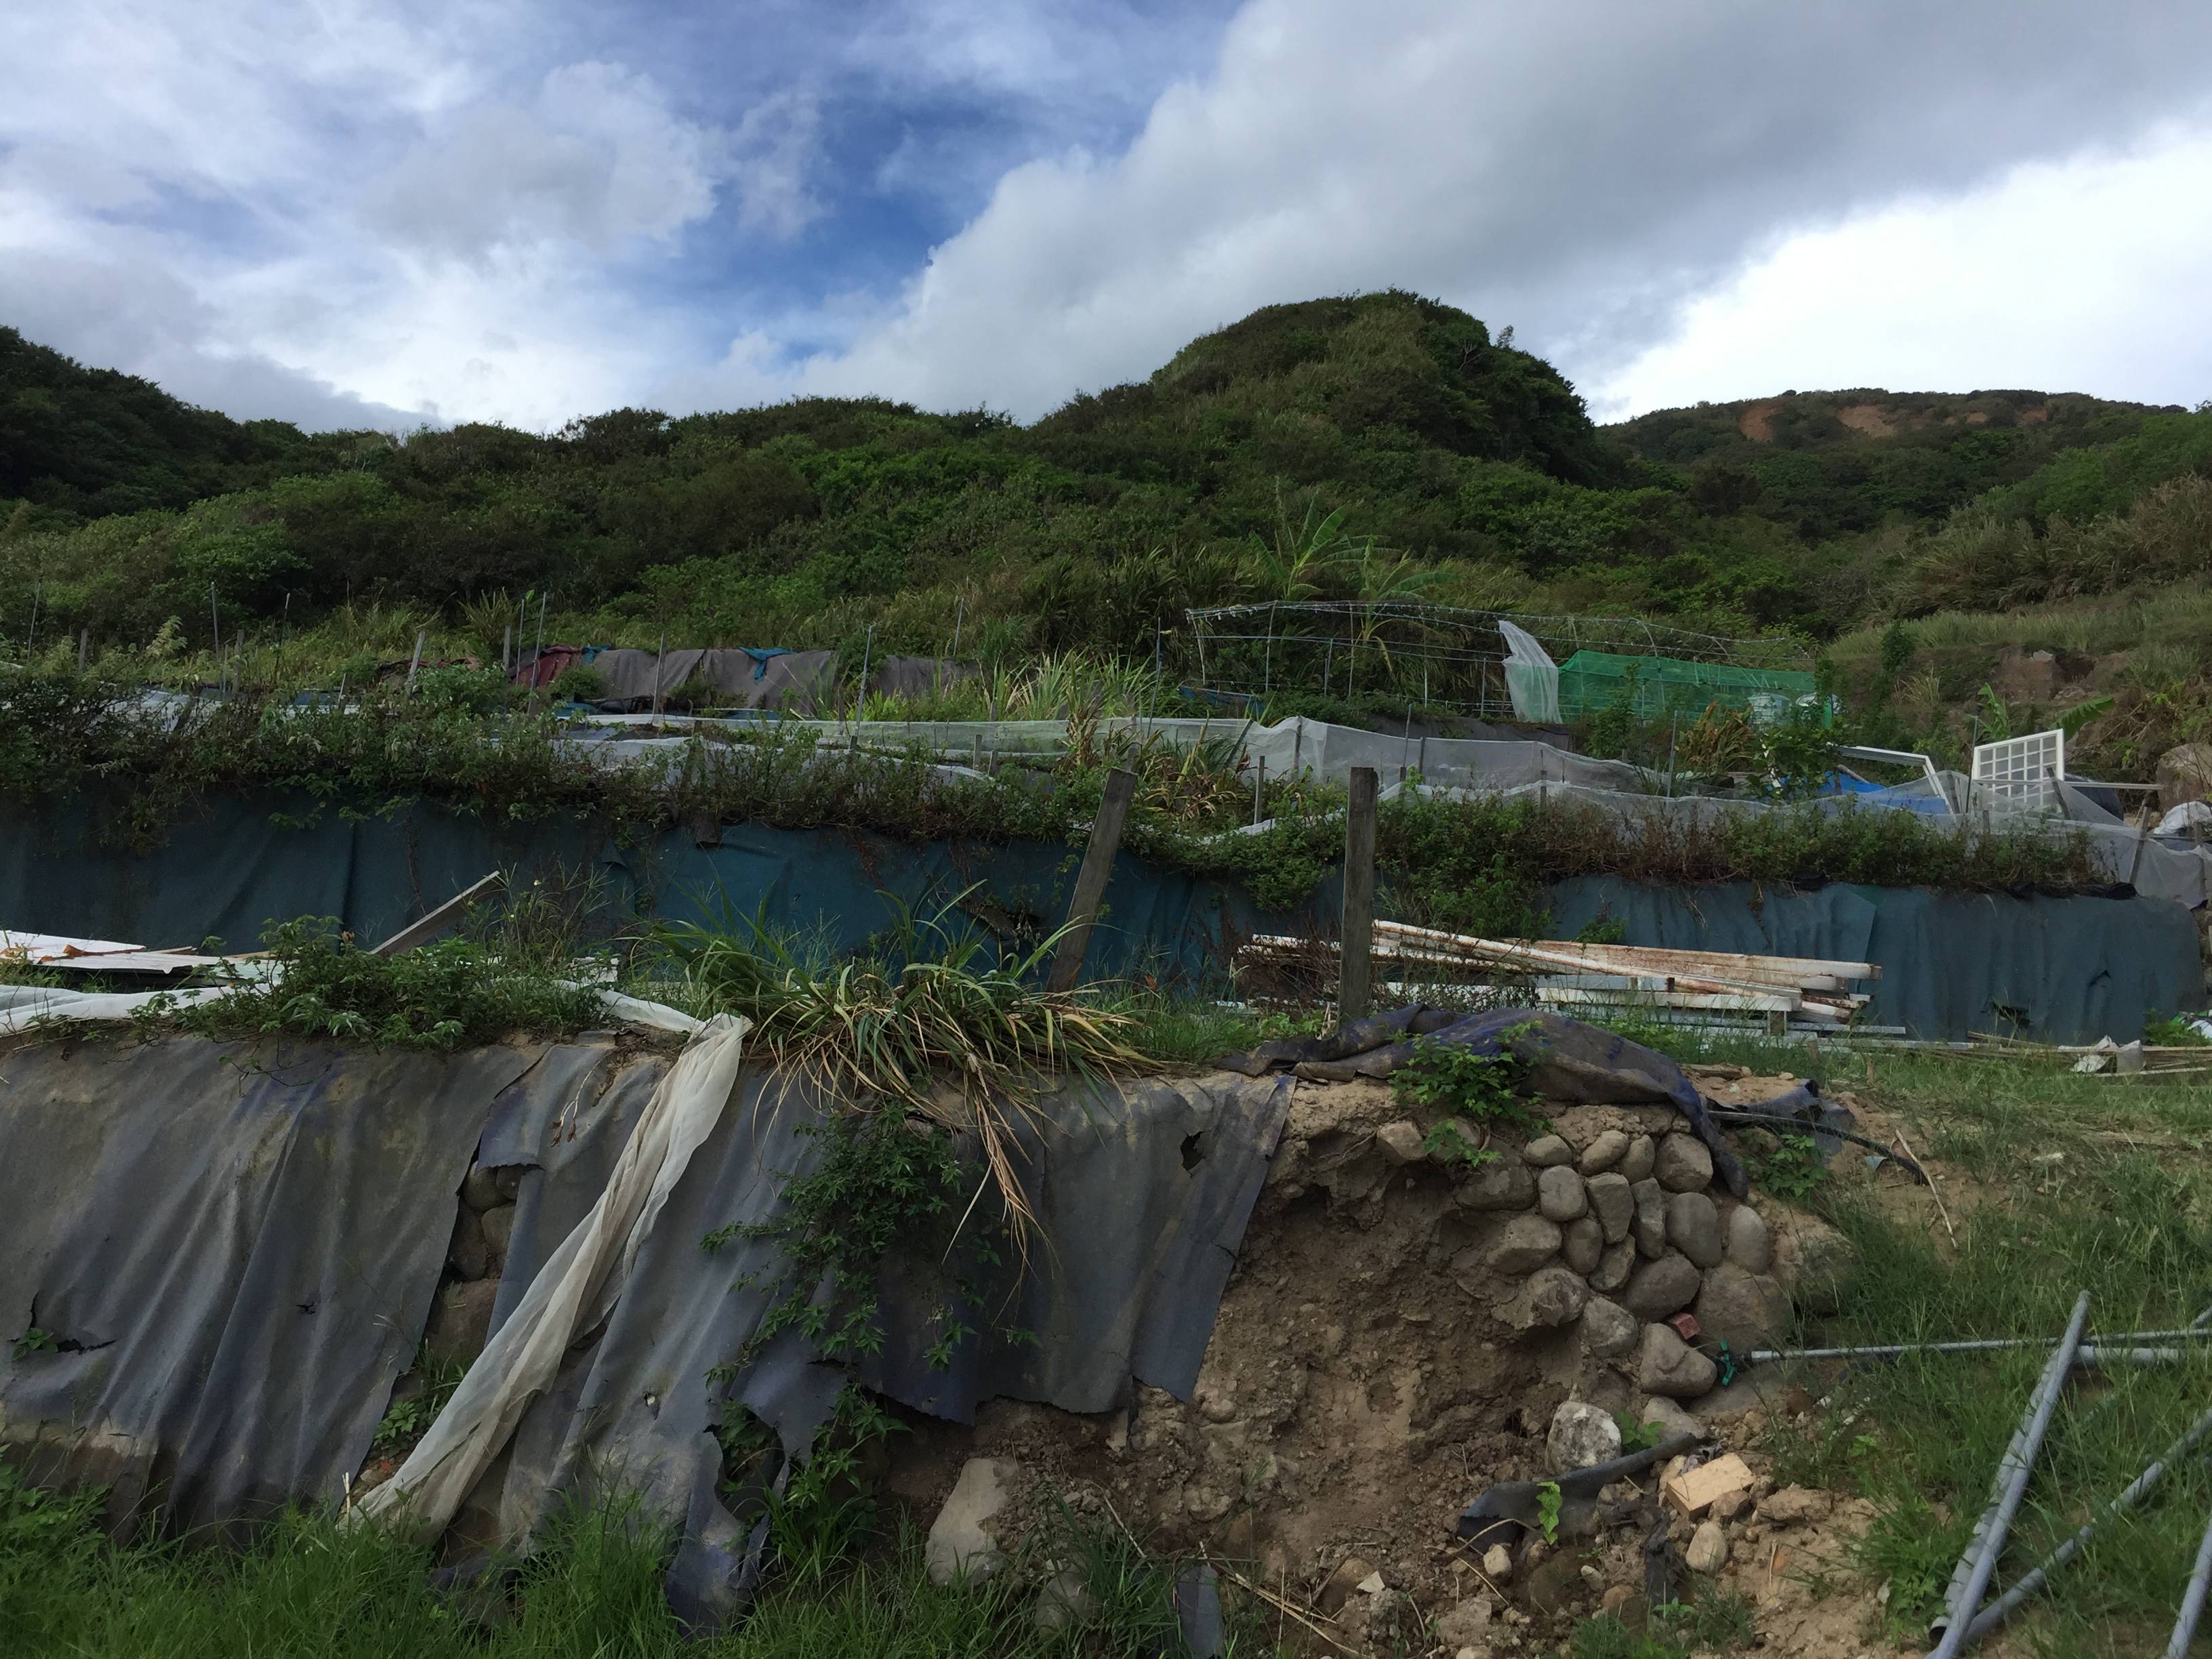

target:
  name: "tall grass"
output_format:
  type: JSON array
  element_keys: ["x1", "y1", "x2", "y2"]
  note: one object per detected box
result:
[
  {"x1": 645, "y1": 895, "x2": 1162, "y2": 1236},
  {"x1": 0, "y1": 1480, "x2": 1257, "y2": 1658}
]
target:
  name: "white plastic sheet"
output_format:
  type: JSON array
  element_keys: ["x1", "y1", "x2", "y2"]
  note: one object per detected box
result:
[
  {"x1": 1499, "y1": 619, "x2": 1563, "y2": 724},
  {"x1": 348, "y1": 1012, "x2": 752, "y2": 1537}
]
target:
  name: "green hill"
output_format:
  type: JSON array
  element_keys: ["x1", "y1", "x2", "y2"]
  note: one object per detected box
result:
[
  {"x1": 0, "y1": 326, "x2": 354, "y2": 523},
  {"x1": 4, "y1": 292, "x2": 2212, "y2": 777}
]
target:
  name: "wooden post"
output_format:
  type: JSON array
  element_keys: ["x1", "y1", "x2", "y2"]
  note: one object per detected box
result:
[
  {"x1": 405, "y1": 629, "x2": 426, "y2": 693},
  {"x1": 1339, "y1": 765, "x2": 1379, "y2": 1020},
  {"x1": 1252, "y1": 755, "x2": 1266, "y2": 826},
  {"x1": 1048, "y1": 767, "x2": 1139, "y2": 993},
  {"x1": 653, "y1": 627, "x2": 667, "y2": 724}
]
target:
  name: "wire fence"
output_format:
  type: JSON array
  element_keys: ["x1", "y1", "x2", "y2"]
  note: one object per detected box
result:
[{"x1": 1183, "y1": 600, "x2": 1811, "y2": 718}]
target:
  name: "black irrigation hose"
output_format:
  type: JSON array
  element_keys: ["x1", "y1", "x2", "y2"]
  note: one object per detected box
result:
[{"x1": 1705, "y1": 1106, "x2": 1929, "y2": 1185}]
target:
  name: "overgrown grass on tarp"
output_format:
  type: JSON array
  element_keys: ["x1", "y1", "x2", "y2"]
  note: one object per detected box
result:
[
  {"x1": 139, "y1": 919, "x2": 606, "y2": 1050},
  {"x1": 0, "y1": 664, "x2": 2105, "y2": 899},
  {"x1": 0, "y1": 1478, "x2": 1260, "y2": 1659},
  {"x1": 648, "y1": 896, "x2": 1163, "y2": 1240}
]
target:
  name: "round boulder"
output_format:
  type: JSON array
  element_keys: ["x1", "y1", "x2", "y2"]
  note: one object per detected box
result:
[
  {"x1": 1585, "y1": 1172, "x2": 1635, "y2": 1244},
  {"x1": 1511, "y1": 1265, "x2": 1591, "y2": 1329},
  {"x1": 1664, "y1": 1191, "x2": 1723, "y2": 1268},
  {"x1": 1638, "y1": 1322, "x2": 1718, "y2": 1399},
  {"x1": 1537, "y1": 1165, "x2": 1589, "y2": 1223},
  {"x1": 1654, "y1": 1133, "x2": 1715, "y2": 1192},
  {"x1": 1523, "y1": 1134, "x2": 1574, "y2": 1168},
  {"x1": 1725, "y1": 1204, "x2": 1774, "y2": 1273},
  {"x1": 1547, "y1": 1400, "x2": 1624, "y2": 1473},
  {"x1": 1563, "y1": 1215, "x2": 1605, "y2": 1275},
  {"x1": 1486, "y1": 1213, "x2": 1564, "y2": 1275},
  {"x1": 1618, "y1": 1134, "x2": 1657, "y2": 1183},
  {"x1": 1620, "y1": 1252, "x2": 1702, "y2": 1322},
  {"x1": 1578, "y1": 1129, "x2": 1631, "y2": 1175},
  {"x1": 1693, "y1": 1261, "x2": 1793, "y2": 1354},
  {"x1": 1580, "y1": 1296, "x2": 1639, "y2": 1359}
]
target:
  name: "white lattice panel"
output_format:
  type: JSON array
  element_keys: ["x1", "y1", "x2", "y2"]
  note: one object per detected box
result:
[{"x1": 1972, "y1": 729, "x2": 2065, "y2": 812}]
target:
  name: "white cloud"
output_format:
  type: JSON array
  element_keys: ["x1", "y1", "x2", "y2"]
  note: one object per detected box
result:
[
  {"x1": 362, "y1": 60, "x2": 733, "y2": 260},
  {"x1": 1595, "y1": 129, "x2": 2212, "y2": 416},
  {"x1": 728, "y1": 88, "x2": 826, "y2": 239},
  {"x1": 721, "y1": 0, "x2": 2212, "y2": 419}
]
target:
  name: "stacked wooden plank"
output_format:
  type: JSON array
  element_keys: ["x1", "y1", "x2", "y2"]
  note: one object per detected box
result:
[{"x1": 1236, "y1": 919, "x2": 1881, "y2": 1029}]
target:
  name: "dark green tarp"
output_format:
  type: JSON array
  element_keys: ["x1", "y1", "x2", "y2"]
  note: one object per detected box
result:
[{"x1": 1, "y1": 796, "x2": 2197, "y2": 1041}]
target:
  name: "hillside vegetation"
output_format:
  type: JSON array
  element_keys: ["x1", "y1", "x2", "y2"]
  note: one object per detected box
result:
[{"x1": 4, "y1": 293, "x2": 2211, "y2": 776}]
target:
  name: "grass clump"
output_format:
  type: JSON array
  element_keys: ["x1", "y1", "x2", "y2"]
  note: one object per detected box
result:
[
  {"x1": 140, "y1": 918, "x2": 606, "y2": 1051},
  {"x1": 650, "y1": 895, "x2": 1161, "y2": 1238}
]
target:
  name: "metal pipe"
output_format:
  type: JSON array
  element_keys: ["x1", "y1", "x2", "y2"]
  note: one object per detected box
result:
[
  {"x1": 1959, "y1": 1406, "x2": 2212, "y2": 1647},
  {"x1": 2166, "y1": 1498, "x2": 2212, "y2": 1659},
  {"x1": 1927, "y1": 1290, "x2": 2091, "y2": 1658},
  {"x1": 1747, "y1": 1327, "x2": 2212, "y2": 1366}
]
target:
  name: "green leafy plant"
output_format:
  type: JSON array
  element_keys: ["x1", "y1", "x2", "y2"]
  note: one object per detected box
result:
[
  {"x1": 369, "y1": 1350, "x2": 470, "y2": 1456},
  {"x1": 138, "y1": 916, "x2": 605, "y2": 1051},
  {"x1": 1739, "y1": 1130, "x2": 1830, "y2": 1204},
  {"x1": 1392, "y1": 1030, "x2": 1547, "y2": 1151},
  {"x1": 1535, "y1": 1479, "x2": 1563, "y2": 1544},
  {"x1": 1615, "y1": 1411, "x2": 1662, "y2": 1454},
  {"x1": 9, "y1": 1326, "x2": 56, "y2": 1361}
]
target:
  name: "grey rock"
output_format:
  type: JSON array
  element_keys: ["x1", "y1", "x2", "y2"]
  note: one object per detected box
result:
[
  {"x1": 1486, "y1": 1214, "x2": 1563, "y2": 1275},
  {"x1": 1563, "y1": 1216, "x2": 1605, "y2": 1275},
  {"x1": 1725, "y1": 1204, "x2": 1774, "y2": 1272},
  {"x1": 1454, "y1": 1158, "x2": 1536, "y2": 1212},
  {"x1": 1618, "y1": 1134, "x2": 1656, "y2": 1183},
  {"x1": 1032, "y1": 1567, "x2": 1099, "y2": 1633},
  {"x1": 1664, "y1": 1192, "x2": 1723, "y2": 1268},
  {"x1": 1537, "y1": 1166, "x2": 1589, "y2": 1223},
  {"x1": 1620, "y1": 1252, "x2": 1702, "y2": 1322},
  {"x1": 1638, "y1": 1395, "x2": 1705, "y2": 1439},
  {"x1": 927, "y1": 1457, "x2": 1020, "y2": 1584},
  {"x1": 493, "y1": 1165, "x2": 524, "y2": 1202},
  {"x1": 1511, "y1": 1265, "x2": 1590, "y2": 1329},
  {"x1": 1591, "y1": 1240, "x2": 1636, "y2": 1293},
  {"x1": 1586, "y1": 1172, "x2": 1634, "y2": 1243},
  {"x1": 1578, "y1": 1129, "x2": 1630, "y2": 1175},
  {"x1": 1692, "y1": 1262, "x2": 1792, "y2": 1354},
  {"x1": 1638, "y1": 1324, "x2": 1719, "y2": 1399},
  {"x1": 1631, "y1": 1179, "x2": 1668, "y2": 1258},
  {"x1": 478, "y1": 1202, "x2": 517, "y2": 1265},
  {"x1": 1580, "y1": 1296, "x2": 1639, "y2": 1359},
  {"x1": 1654, "y1": 1133, "x2": 1714, "y2": 1193},
  {"x1": 424, "y1": 1279, "x2": 499, "y2": 1369},
  {"x1": 1774, "y1": 1214, "x2": 1861, "y2": 1316},
  {"x1": 1548, "y1": 1401, "x2": 1624, "y2": 1473},
  {"x1": 1523, "y1": 1134, "x2": 1573, "y2": 1168},
  {"x1": 1481, "y1": 1544, "x2": 1513, "y2": 1582},
  {"x1": 1685, "y1": 1519, "x2": 1728, "y2": 1574},
  {"x1": 460, "y1": 1164, "x2": 504, "y2": 1212},
  {"x1": 447, "y1": 1206, "x2": 491, "y2": 1280},
  {"x1": 1375, "y1": 1120, "x2": 1426, "y2": 1164},
  {"x1": 1435, "y1": 1593, "x2": 1496, "y2": 1649}
]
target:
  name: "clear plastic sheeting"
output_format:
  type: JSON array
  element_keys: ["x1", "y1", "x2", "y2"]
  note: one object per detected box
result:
[{"x1": 1498, "y1": 620, "x2": 1562, "y2": 724}]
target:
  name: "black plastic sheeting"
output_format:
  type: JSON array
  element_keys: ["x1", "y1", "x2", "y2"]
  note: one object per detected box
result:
[
  {"x1": 0, "y1": 1032, "x2": 1290, "y2": 1623},
  {"x1": 0, "y1": 1036, "x2": 529, "y2": 1534}
]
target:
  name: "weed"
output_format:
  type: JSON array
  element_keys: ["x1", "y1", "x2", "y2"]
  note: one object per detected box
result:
[
  {"x1": 758, "y1": 1387, "x2": 909, "y2": 1586},
  {"x1": 708, "y1": 1109, "x2": 967, "y2": 1370},
  {"x1": 1391, "y1": 1030, "x2": 1547, "y2": 1141},
  {"x1": 138, "y1": 917, "x2": 605, "y2": 1050},
  {"x1": 1615, "y1": 1412, "x2": 1663, "y2": 1455},
  {"x1": 1650, "y1": 1582, "x2": 1758, "y2": 1652},
  {"x1": 1738, "y1": 1130, "x2": 1831, "y2": 1204},
  {"x1": 1536, "y1": 1480, "x2": 1563, "y2": 1544},
  {"x1": 371, "y1": 1349, "x2": 470, "y2": 1457},
  {"x1": 2144, "y1": 1014, "x2": 2210, "y2": 1047},
  {"x1": 9, "y1": 1326, "x2": 56, "y2": 1361}
]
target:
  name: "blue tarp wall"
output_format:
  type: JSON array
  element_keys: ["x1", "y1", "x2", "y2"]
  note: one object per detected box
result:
[{"x1": 1, "y1": 794, "x2": 2198, "y2": 1043}]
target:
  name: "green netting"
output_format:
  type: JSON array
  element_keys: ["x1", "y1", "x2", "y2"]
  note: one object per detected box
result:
[{"x1": 1555, "y1": 650, "x2": 1818, "y2": 720}]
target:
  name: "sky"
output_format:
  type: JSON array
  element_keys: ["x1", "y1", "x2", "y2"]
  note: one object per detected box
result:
[{"x1": 3, "y1": 1, "x2": 2210, "y2": 434}]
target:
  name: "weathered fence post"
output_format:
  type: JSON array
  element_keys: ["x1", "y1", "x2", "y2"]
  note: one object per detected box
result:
[
  {"x1": 1340, "y1": 765, "x2": 1379, "y2": 1019},
  {"x1": 1048, "y1": 766, "x2": 1140, "y2": 993}
]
